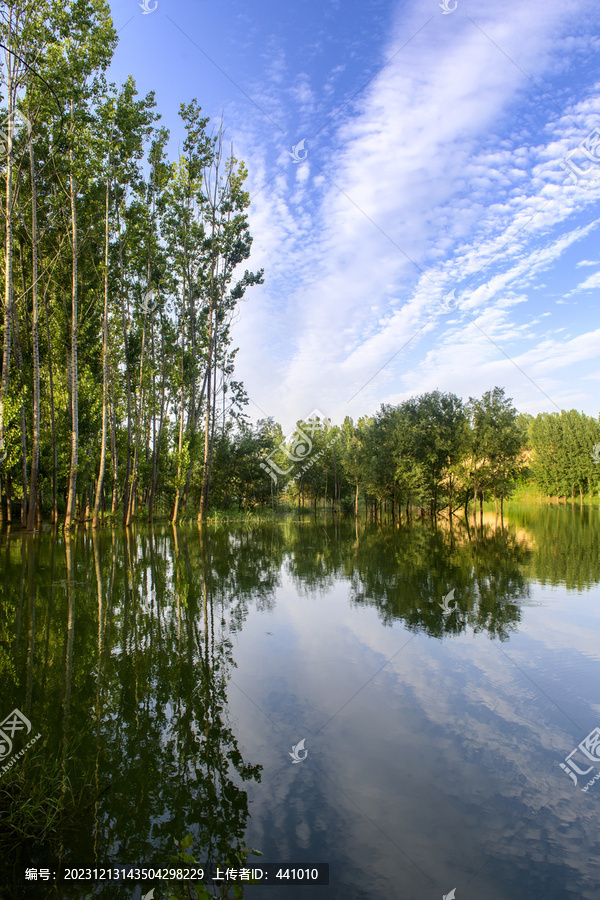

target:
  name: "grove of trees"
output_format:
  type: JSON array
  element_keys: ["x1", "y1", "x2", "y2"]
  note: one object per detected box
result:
[
  {"x1": 525, "y1": 409, "x2": 600, "y2": 504},
  {"x1": 205, "y1": 390, "x2": 600, "y2": 518},
  {"x1": 213, "y1": 388, "x2": 530, "y2": 520},
  {"x1": 1, "y1": 0, "x2": 262, "y2": 529}
]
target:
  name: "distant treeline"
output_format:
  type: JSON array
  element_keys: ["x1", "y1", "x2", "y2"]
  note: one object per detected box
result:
[
  {"x1": 202, "y1": 389, "x2": 600, "y2": 518},
  {"x1": 522, "y1": 409, "x2": 600, "y2": 504}
]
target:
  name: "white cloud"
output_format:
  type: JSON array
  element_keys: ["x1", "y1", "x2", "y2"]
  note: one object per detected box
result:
[
  {"x1": 230, "y1": 0, "x2": 600, "y2": 429},
  {"x1": 565, "y1": 269, "x2": 600, "y2": 297}
]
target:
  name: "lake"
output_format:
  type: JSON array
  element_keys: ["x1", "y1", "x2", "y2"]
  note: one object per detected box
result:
[{"x1": 1, "y1": 506, "x2": 600, "y2": 899}]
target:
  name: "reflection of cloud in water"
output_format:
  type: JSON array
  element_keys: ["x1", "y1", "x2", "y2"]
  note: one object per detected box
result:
[{"x1": 230, "y1": 515, "x2": 600, "y2": 899}]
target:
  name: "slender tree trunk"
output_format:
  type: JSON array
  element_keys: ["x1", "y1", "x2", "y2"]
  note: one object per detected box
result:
[
  {"x1": 205, "y1": 352, "x2": 218, "y2": 503},
  {"x1": 27, "y1": 136, "x2": 40, "y2": 530},
  {"x1": 198, "y1": 271, "x2": 215, "y2": 524},
  {"x1": 12, "y1": 300, "x2": 28, "y2": 525},
  {"x1": 126, "y1": 245, "x2": 152, "y2": 527},
  {"x1": 110, "y1": 367, "x2": 118, "y2": 514},
  {"x1": 148, "y1": 321, "x2": 157, "y2": 522},
  {"x1": 0, "y1": 54, "x2": 14, "y2": 470},
  {"x1": 42, "y1": 282, "x2": 58, "y2": 523},
  {"x1": 149, "y1": 328, "x2": 166, "y2": 522},
  {"x1": 117, "y1": 207, "x2": 133, "y2": 523},
  {"x1": 332, "y1": 446, "x2": 337, "y2": 512},
  {"x1": 126, "y1": 311, "x2": 148, "y2": 526},
  {"x1": 181, "y1": 364, "x2": 210, "y2": 511},
  {"x1": 92, "y1": 177, "x2": 111, "y2": 527},
  {"x1": 65, "y1": 118, "x2": 79, "y2": 531},
  {"x1": 172, "y1": 298, "x2": 186, "y2": 525},
  {"x1": 198, "y1": 155, "x2": 222, "y2": 525},
  {"x1": 78, "y1": 488, "x2": 87, "y2": 522},
  {"x1": 6, "y1": 476, "x2": 12, "y2": 524}
]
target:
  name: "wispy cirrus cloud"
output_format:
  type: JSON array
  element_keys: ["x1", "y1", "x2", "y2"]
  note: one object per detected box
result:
[
  {"x1": 227, "y1": 0, "x2": 600, "y2": 429},
  {"x1": 565, "y1": 268, "x2": 600, "y2": 297}
]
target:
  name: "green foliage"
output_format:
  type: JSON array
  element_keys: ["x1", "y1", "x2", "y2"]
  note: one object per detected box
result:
[
  {"x1": 529, "y1": 409, "x2": 600, "y2": 501},
  {"x1": 0, "y1": 735, "x2": 96, "y2": 856},
  {"x1": 0, "y1": 9, "x2": 262, "y2": 526}
]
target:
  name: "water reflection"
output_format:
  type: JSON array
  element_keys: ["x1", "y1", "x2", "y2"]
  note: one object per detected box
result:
[
  {"x1": 1, "y1": 508, "x2": 599, "y2": 898},
  {"x1": 1, "y1": 527, "x2": 263, "y2": 897}
]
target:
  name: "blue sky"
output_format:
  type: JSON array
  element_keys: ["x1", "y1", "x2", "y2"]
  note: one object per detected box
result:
[{"x1": 108, "y1": 0, "x2": 600, "y2": 432}]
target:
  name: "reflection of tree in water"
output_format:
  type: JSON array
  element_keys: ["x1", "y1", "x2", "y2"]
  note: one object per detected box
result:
[
  {"x1": 0, "y1": 526, "x2": 263, "y2": 898},
  {"x1": 198, "y1": 525, "x2": 285, "y2": 632},
  {"x1": 507, "y1": 504, "x2": 600, "y2": 590},
  {"x1": 2, "y1": 508, "x2": 597, "y2": 894},
  {"x1": 283, "y1": 518, "x2": 529, "y2": 641},
  {"x1": 284, "y1": 518, "x2": 351, "y2": 594},
  {"x1": 350, "y1": 521, "x2": 529, "y2": 641},
  {"x1": 97, "y1": 528, "x2": 263, "y2": 884}
]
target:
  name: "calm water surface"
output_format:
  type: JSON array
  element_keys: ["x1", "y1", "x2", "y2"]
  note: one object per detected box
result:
[{"x1": 1, "y1": 507, "x2": 600, "y2": 899}]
